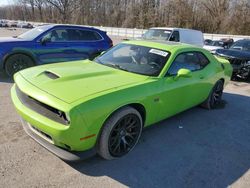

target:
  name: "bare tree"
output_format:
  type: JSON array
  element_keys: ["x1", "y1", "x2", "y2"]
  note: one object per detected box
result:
[
  {"x1": 0, "y1": 0, "x2": 249, "y2": 35},
  {"x1": 46, "y1": 0, "x2": 76, "y2": 23},
  {"x1": 34, "y1": 0, "x2": 44, "y2": 21}
]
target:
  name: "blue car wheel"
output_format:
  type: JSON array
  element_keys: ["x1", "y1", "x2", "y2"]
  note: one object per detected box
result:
[{"x1": 5, "y1": 54, "x2": 34, "y2": 76}]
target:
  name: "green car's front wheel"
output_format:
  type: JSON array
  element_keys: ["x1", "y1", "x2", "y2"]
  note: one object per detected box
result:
[
  {"x1": 5, "y1": 54, "x2": 34, "y2": 77},
  {"x1": 97, "y1": 106, "x2": 143, "y2": 160}
]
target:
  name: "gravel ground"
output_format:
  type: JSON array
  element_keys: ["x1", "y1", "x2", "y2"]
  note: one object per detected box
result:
[{"x1": 0, "y1": 28, "x2": 250, "y2": 188}]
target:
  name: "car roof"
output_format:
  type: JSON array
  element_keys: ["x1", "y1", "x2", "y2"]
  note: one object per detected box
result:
[
  {"x1": 149, "y1": 27, "x2": 202, "y2": 32},
  {"x1": 122, "y1": 40, "x2": 198, "y2": 51},
  {"x1": 37, "y1": 24, "x2": 104, "y2": 32},
  {"x1": 236, "y1": 39, "x2": 250, "y2": 42}
]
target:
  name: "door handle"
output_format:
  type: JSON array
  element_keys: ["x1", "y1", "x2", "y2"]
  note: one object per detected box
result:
[{"x1": 199, "y1": 75, "x2": 204, "y2": 79}]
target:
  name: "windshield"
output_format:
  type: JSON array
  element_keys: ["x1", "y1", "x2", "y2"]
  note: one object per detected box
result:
[
  {"x1": 17, "y1": 25, "x2": 52, "y2": 40},
  {"x1": 143, "y1": 29, "x2": 172, "y2": 40},
  {"x1": 210, "y1": 41, "x2": 224, "y2": 47},
  {"x1": 230, "y1": 40, "x2": 250, "y2": 51},
  {"x1": 95, "y1": 43, "x2": 170, "y2": 76}
]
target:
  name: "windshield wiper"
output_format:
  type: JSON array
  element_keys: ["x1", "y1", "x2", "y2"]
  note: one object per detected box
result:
[
  {"x1": 105, "y1": 63, "x2": 130, "y2": 72},
  {"x1": 105, "y1": 63, "x2": 121, "y2": 69}
]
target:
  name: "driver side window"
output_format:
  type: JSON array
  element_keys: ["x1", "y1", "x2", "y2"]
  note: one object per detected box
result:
[
  {"x1": 43, "y1": 29, "x2": 69, "y2": 42},
  {"x1": 169, "y1": 31, "x2": 180, "y2": 42},
  {"x1": 167, "y1": 52, "x2": 209, "y2": 75}
]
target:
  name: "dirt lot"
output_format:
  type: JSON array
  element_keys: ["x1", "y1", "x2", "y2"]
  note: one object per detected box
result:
[{"x1": 0, "y1": 28, "x2": 250, "y2": 188}]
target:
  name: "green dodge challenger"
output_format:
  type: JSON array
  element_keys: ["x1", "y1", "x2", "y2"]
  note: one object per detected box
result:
[{"x1": 11, "y1": 40, "x2": 232, "y2": 161}]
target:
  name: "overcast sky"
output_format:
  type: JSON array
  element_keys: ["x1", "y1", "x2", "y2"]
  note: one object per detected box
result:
[{"x1": 0, "y1": 0, "x2": 13, "y2": 6}]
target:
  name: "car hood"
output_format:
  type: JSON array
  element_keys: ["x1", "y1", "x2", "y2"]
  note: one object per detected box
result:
[
  {"x1": 0, "y1": 37, "x2": 27, "y2": 43},
  {"x1": 19, "y1": 60, "x2": 148, "y2": 104},
  {"x1": 203, "y1": 45, "x2": 223, "y2": 51},
  {"x1": 216, "y1": 49, "x2": 250, "y2": 59}
]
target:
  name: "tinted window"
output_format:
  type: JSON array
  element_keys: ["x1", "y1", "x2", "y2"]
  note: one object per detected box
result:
[
  {"x1": 43, "y1": 29, "x2": 69, "y2": 42},
  {"x1": 167, "y1": 52, "x2": 209, "y2": 75},
  {"x1": 211, "y1": 41, "x2": 224, "y2": 47},
  {"x1": 245, "y1": 42, "x2": 250, "y2": 51},
  {"x1": 169, "y1": 31, "x2": 180, "y2": 42},
  {"x1": 230, "y1": 40, "x2": 250, "y2": 51},
  {"x1": 67, "y1": 29, "x2": 102, "y2": 41},
  {"x1": 197, "y1": 52, "x2": 210, "y2": 67}
]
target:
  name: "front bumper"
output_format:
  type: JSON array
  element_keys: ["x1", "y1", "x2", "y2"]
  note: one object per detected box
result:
[
  {"x1": 21, "y1": 118, "x2": 96, "y2": 161},
  {"x1": 11, "y1": 74, "x2": 99, "y2": 160}
]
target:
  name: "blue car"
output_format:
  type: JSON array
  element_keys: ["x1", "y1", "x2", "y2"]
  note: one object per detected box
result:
[{"x1": 0, "y1": 24, "x2": 113, "y2": 76}]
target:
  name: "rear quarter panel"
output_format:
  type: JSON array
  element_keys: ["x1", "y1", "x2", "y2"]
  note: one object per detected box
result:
[{"x1": 214, "y1": 56, "x2": 233, "y2": 80}]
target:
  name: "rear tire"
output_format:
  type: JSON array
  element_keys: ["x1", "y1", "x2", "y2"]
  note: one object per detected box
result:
[
  {"x1": 201, "y1": 80, "x2": 224, "y2": 109},
  {"x1": 97, "y1": 106, "x2": 143, "y2": 160},
  {"x1": 5, "y1": 54, "x2": 34, "y2": 77}
]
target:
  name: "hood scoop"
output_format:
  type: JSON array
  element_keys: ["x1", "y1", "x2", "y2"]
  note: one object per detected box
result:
[{"x1": 44, "y1": 71, "x2": 60, "y2": 79}]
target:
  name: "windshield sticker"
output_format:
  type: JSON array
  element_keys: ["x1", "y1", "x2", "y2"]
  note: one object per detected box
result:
[
  {"x1": 164, "y1": 31, "x2": 171, "y2": 33},
  {"x1": 149, "y1": 49, "x2": 169, "y2": 57}
]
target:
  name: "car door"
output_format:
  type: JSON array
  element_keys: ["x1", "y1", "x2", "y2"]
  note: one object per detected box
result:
[
  {"x1": 157, "y1": 51, "x2": 211, "y2": 120},
  {"x1": 34, "y1": 28, "x2": 80, "y2": 64}
]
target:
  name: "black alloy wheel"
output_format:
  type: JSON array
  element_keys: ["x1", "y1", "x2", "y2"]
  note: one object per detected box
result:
[
  {"x1": 5, "y1": 54, "x2": 34, "y2": 77},
  {"x1": 108, "y1": 114, "x2": 141, "y2": 157},
  {"x1": 210, "y1": 81, "x2": 223, "y2": 108}
]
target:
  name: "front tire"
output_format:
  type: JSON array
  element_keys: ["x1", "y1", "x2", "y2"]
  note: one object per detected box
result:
[
  {"x1": 97, "y1": 106, "x2": 143, "y2": 160},
  {"x1": 201, "y1": 80, "x2": 224, "y2": 109},
  {"x1": 5, "y1": 54, "x2": 34, "y2": 77}
]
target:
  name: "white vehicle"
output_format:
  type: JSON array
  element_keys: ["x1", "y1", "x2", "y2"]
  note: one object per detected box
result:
[
  {"x1": 203, "y1": 45, "x2": 224, "y2": 54},
  {"x1": 17, "y1": 22, "x2": 33, "y2": 28},
  {"x1": 203, "y1": 39, "x2": 234, "y2": 53},
  {"x1": 142, "y1": 27, "x2": 204, "y2": 47}
]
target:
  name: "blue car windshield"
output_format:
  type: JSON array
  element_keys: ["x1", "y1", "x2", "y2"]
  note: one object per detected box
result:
[
  {"x1": 17, "y1": 25, "x2": 53, "y2": 40},
  {"x1": 230, "y1": 40, "x2": 250, "y2": 51}
]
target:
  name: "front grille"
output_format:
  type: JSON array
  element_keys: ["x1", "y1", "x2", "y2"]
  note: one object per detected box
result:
[{"x1": 15, "y1": 86, "x2": 70, "y2": 125}]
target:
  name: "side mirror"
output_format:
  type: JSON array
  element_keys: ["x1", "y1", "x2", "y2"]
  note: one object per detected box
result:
[{"x1": 175, "y1": 69, "x2": 191, "y2": 80}]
